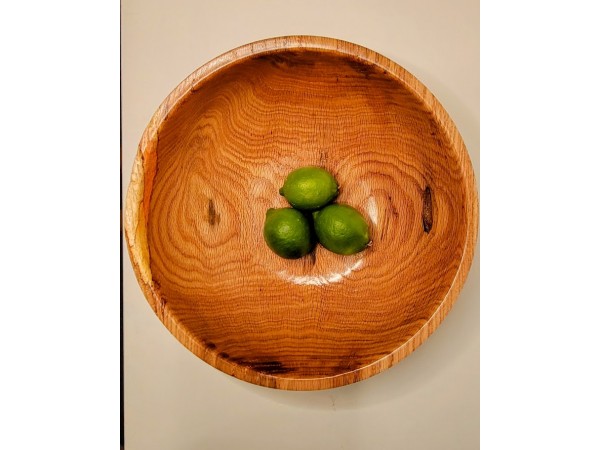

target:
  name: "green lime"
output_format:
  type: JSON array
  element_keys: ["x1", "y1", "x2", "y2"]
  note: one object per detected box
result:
[
  {"x1": 313, "y1": 204, "x2": 370, "y2": 255},
  {"x1": 279, "y1": 166, "x2": 339, "y2": 210},
  {"x1": 263, "y1": 208, "x2": 314, "y2": 259}
]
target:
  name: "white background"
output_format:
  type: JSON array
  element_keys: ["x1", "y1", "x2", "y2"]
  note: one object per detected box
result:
[{"x1": 121, "y1": 1, "x2": 479, "y2": 449}]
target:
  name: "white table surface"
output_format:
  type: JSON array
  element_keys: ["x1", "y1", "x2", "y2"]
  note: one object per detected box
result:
[{"x1": 121, "y1": 1, "x2": 479, "y2": 448}]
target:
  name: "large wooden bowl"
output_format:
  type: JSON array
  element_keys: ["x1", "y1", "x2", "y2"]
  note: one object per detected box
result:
[{"x1": 125, "y1": 36, "x2": 478, "y2": 390}]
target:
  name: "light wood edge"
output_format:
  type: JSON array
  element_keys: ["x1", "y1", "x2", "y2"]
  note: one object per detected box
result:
[{"x1": 124, "y1": 35, "x2": 479, "y2": 391}]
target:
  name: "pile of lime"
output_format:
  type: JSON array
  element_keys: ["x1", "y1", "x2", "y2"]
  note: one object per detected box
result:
[{"x1": 263, "y1": 166, "x2": 370, "y2": 259}]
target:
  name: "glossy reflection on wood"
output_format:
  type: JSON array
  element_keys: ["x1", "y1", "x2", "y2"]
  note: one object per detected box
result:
[{"x1": 124, "y1": 36, "x2": 478, "y2": 390}]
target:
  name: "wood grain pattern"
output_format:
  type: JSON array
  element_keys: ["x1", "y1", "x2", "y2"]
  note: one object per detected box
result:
[{"x1": 124, "y1": 36, "x2": 478, "y2": 390}]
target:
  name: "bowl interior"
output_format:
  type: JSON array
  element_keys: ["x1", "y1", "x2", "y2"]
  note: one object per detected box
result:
[{"x1": 143, "y1": 48, "x2": 470, "y2": 385}]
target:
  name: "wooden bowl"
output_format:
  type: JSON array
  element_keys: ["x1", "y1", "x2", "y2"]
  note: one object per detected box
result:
[{"x1": 124, "y1": 36, "x2": 478, "y2": 390}]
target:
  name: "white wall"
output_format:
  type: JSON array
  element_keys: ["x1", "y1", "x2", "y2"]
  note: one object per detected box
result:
[{"x1": 121, "y1": 1, "x2": 480, "y2": 448}]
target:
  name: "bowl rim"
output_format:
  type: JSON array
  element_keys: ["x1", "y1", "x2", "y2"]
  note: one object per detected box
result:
[{"x1": 124, "y1": 35, "x2": 479, "y2": 391}]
